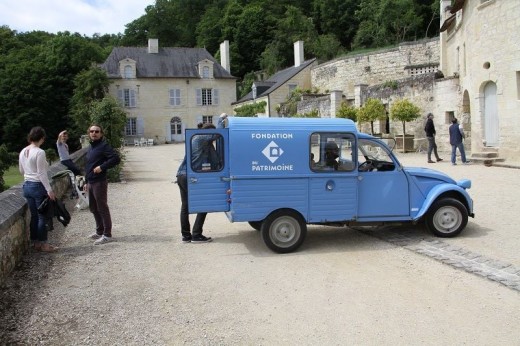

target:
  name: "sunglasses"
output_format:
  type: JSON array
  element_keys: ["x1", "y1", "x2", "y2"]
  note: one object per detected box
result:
[{"x1": 89, "y1": 130, "x2": 100, "y2": 133}]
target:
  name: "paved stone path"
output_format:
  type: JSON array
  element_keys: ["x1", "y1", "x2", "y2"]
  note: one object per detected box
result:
[{"x1": 358, "y1": 226, "x2": 520, "y2": 291}]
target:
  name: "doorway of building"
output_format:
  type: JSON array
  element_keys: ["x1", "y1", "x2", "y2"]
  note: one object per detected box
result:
[
  {"x1": 170, "y1": 116, "x2": 184, "y2": 142},
  {"x1": 483, "y1": 82, "x2": 499, "y2": 147}
]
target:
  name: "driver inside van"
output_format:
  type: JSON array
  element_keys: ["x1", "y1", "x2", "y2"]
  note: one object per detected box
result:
[{"x1": 324, "y1": 141, "x2": 339, "y2": 170}]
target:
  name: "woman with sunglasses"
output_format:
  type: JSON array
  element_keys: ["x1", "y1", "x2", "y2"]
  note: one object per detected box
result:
[{"x1": 84, "y1": 125, "x2": 120, "y2": 245}]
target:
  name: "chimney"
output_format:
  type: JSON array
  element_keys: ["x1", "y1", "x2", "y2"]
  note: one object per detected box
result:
[
  {"x1": 148, "y1": 38, "x2": 159, "y2": 54},
  {"x1": 220, "y1": 40, "x2": 230, "y2": 73},
  {"x1": 294, "y1": 41, "x2": 304, "y2": 67}
]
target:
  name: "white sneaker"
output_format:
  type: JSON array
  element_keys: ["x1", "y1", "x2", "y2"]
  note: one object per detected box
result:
[
  {"x1": 88, "y1": 233, "x2": 102, "y2": 239},
  {"x1": 94, "y1": 235, "x2": 112, "y2": 245}
]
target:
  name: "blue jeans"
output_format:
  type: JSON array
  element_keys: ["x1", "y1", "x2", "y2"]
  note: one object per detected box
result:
[
  {"x1": 451, "y1": 143, "x2": 467, "y2": 164},
  {"x1": 23, "y1": 181, "x2": 48, "y2": 242}
]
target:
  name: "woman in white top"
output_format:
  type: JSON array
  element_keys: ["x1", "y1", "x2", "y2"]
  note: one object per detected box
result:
[{"x1": 19, "y1": 127, "x2": 57, "y2": 252}]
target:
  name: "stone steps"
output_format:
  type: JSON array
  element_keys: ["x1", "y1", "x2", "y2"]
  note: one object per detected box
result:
[{"x1": 470, "y1": 151, "x2": 505, "y2": 166}]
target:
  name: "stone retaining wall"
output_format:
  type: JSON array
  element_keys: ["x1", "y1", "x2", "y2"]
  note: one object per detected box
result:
[{"x1": 0, "y1": 148, "x2": 87, "y2": 286}]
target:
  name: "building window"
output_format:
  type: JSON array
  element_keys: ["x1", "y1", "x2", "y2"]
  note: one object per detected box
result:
[
  {"x1": 202, "y1": 115, "x2": 213, "y2": 124},
  {"x1": 196, "y1": 88, "x2": 219, "y2": 106},
  {"x1": 124, "y1": 65, "x2": 133, "y2": 79},
  {"x1": 445, "y1": 111, "x2": 455, "y2": 124},
  {"x1": 169, "y1": 89, "x2": 181, "y2": 106},
  {"x1": 125, "y1": 117, "x2": 137, "y2": 136},
  {"x1": 202, "y1": 66, "x2": 210, "y2": 79},
  {"x1": 118, "y1": 89, "x2": 136, "y2": 108},
  {"x1": 170, "y1": 116, "x2": 182, "y2": 135}
]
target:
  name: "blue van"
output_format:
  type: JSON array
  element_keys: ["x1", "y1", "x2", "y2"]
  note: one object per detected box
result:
[{"x1": 185, "y1": 117, "x2": 474, "y2": 253}]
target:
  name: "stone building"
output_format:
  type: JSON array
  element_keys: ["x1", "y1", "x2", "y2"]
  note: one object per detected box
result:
[
  {"x1": 438, "y1": 0, "x2": 520, "y2": 162},
  {"x1": 100, "y1": 39, "x2": 237, "y2": 143},
  {"x1": 304, "y1": 0, "x2": 520, "y2": 162},
  {"x1": 233, "y1": 41, "x2": 317, "y2": 117}
]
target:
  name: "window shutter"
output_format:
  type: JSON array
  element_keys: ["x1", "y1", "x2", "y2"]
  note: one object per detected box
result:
[
  {"x1": 169, "y1": 89, "x2": 174, "y2": 106},
  {"x1": 196, "y1": 115, "x2": 203, "y2": 124},
  {"x1": 130, "y1": 89, "x2": 136, "y2": 107},
  {"x1": 137, "y1": 117, "x2": 144, "y2": 136},
  {"x1": 117, "y1": 89, "x2": 123, "y2": 105},
  {"x1": 213, "y1": 89, "x2": 219, "y2": 105},
  {"x1": 175, "y1": 89, "x2": 181, "y2": 105},
  {"x1": 196, "y1": 89, "x2": 202, "y2": 105}
]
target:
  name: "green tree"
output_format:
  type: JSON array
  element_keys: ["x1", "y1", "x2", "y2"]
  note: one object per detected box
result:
[
  {"x1": 357, "y1": 98, "x2": 386, "y2": 134},
  {"x1": 0, "y1": 144, "x2": 15, "y2": 192},
  {"x1": 70, "y1": 67, "x2": 110, "y2": 135},
  {"x1": 233, "y1": 101, "x2": 267, "y2": 117},
  {"x1": 0, "y1": 33, "x2": 104, "y2": 152},
  {"x1": 353, "y1": 0, "x2": 423, "y2": 49},
  {"x1": 389, "y1": 98, "x2": 421, "y2": 136},
  {"x1": 336, "y1": 102, "x2": 358, "y2": 122},
  {"x1": 312, "y1": 0, "x2": 359, "y2": 49}
]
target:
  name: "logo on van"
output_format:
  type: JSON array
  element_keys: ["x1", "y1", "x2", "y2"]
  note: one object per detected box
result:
[{"x1": 262, "y1": 141, "x2": 284, "y2": 163}]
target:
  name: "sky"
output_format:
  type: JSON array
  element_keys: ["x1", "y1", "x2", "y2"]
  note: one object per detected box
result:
[{"x1": 0, "y1": 0, "x2": 156, "y2": 36}]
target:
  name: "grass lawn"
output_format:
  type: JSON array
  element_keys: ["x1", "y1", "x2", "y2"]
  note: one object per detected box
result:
[{"x1": 4, "y1": 165, "x2": 23, "y2": 189}]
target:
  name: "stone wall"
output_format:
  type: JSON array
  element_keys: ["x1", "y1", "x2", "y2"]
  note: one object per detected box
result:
[
  {"x1": 0, "y1": 148, "x2": 87, "y2": 286},
  {"x1": 311, "y1": 38, "x2": 439, "y2": 100}
]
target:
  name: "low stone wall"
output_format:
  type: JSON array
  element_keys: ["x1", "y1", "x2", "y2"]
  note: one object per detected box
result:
[{"x1": 0, "y1": 148, "x2": 87, "y2": 286}]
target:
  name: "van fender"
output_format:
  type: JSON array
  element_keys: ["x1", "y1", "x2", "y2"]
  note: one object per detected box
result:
[{"x1": 413, "y1": 183, "x2": 473, "y2": 221}]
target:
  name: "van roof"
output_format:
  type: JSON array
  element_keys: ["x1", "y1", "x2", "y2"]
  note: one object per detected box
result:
[{"x1": 227, "y1": 117, "x2": 358, "y2": 132}]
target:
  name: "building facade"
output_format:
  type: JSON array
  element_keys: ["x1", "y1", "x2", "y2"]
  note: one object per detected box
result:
[
  {"x1": 100, "y1": 39, "x2": 237, "y2": 143},
  {"x1": 439, "y1": 0, "x2": 520, "y2": 161}
]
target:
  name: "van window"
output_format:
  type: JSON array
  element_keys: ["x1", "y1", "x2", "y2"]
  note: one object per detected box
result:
[
  {"x1": 190, "y1": 133, "x2": 224, "y2": 172},
  {"x1": 310, "y1": 133, "x2": 355, "y2": 172},
  {"x1": 357, "y1": 139, "x2": 395, "y2": 172}
]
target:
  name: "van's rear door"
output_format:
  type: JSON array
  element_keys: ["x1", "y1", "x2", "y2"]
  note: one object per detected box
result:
[{"x1": 186, "y1": 128, "x2": 230, "y2": 213}]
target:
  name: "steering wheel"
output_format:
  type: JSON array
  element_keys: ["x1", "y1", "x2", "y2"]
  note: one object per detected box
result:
[{"x1": 359, "y1": 160, "x2": 374, "y2": 172}]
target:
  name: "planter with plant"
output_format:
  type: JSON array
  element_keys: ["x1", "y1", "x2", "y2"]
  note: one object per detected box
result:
[
  {"x1": 357, "y1": 98, "x2": 386, "y2": 135},
  {"x1": 389, "y1": 98, "x2": 421, "y2": 153}
]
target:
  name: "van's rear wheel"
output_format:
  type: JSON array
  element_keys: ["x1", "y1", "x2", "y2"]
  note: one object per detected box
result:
[
  {"x1": 426, "y1": 198, "x2": 468, "y2": 237},
  {"x1": 261, "y1": 210, "x2": 306, "y2": 253},
  {"x1": 248, "y1": 221, "x2": 262, "y2": 231}
]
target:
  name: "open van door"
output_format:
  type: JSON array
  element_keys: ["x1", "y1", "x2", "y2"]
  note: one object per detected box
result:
[{"x1": 186, "y1": 128, "x2": 230, "y2": 213}]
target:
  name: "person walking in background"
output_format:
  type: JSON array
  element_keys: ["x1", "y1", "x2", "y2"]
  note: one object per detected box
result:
[
  {"x1": 19, "y1": 126, "x2": 58, "y2": 252},
  {"x1": 449, "y1": 118, "x2": 470, "y2": 165},
  {"x1": 84, "y1": 125, "x2": 120, "y2": 245},
  {"x1": 424, "y1": 113, "x2": 443, "y2": 163},
  {"x1": 56, "y1": 130, "x2": 81, "y2": 175},
  {"x1": 176, "y1": 123, "x2": 218, "y2": 243}
]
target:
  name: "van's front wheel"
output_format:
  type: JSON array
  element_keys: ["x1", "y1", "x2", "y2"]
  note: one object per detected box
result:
[
  {"x1": 261, "y1": 210, "x2": 306, "y2": 253},
  {"x1": 426, "y1": 198, "x2": 468, "y2": 237}
]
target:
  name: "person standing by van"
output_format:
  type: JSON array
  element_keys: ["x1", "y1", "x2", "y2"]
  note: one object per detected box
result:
[
  {"x1": 176, "y1": 123, "x2": 217, "y2": 243},
  {"x1": 57, "y1": 130, "x2": 81, "y2": 175},
  {"x1": 19, "y1": 126, "x2": 57, "y2": 252},
  {"x1": 424, "y1": 113, "x2": 443, "y2": 163}
]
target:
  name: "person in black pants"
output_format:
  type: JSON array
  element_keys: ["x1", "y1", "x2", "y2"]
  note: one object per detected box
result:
[
  {"x1": 176, "y1": 123, "x2": 217, "y2": 243},
  {"x1": 84, "y1": 124, "x2": 120, "y2": 245},
  {"x1": 424, "y1": 113, "x2": 443, "y2": 163}
]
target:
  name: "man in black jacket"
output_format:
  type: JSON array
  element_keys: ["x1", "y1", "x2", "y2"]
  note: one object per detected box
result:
[
  {"x1": 424, "y1": 113, "x2": 443, "y2": 163},
  {"x1": 84, "y1": 124, "x2": 121, "y2": 245}
]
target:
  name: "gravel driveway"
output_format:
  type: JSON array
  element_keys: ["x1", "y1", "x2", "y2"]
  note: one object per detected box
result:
[{"x1": 1, "y1": 144, "x2": 519, "y2": 345}]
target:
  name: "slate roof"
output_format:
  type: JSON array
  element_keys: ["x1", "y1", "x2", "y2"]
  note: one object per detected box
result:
[
  {"x1": 100, "y1": 47, "x2": 236, "y2": 79},
  {"x1": 234, "y1": 58, "x2": 316, "y2": 104}
]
